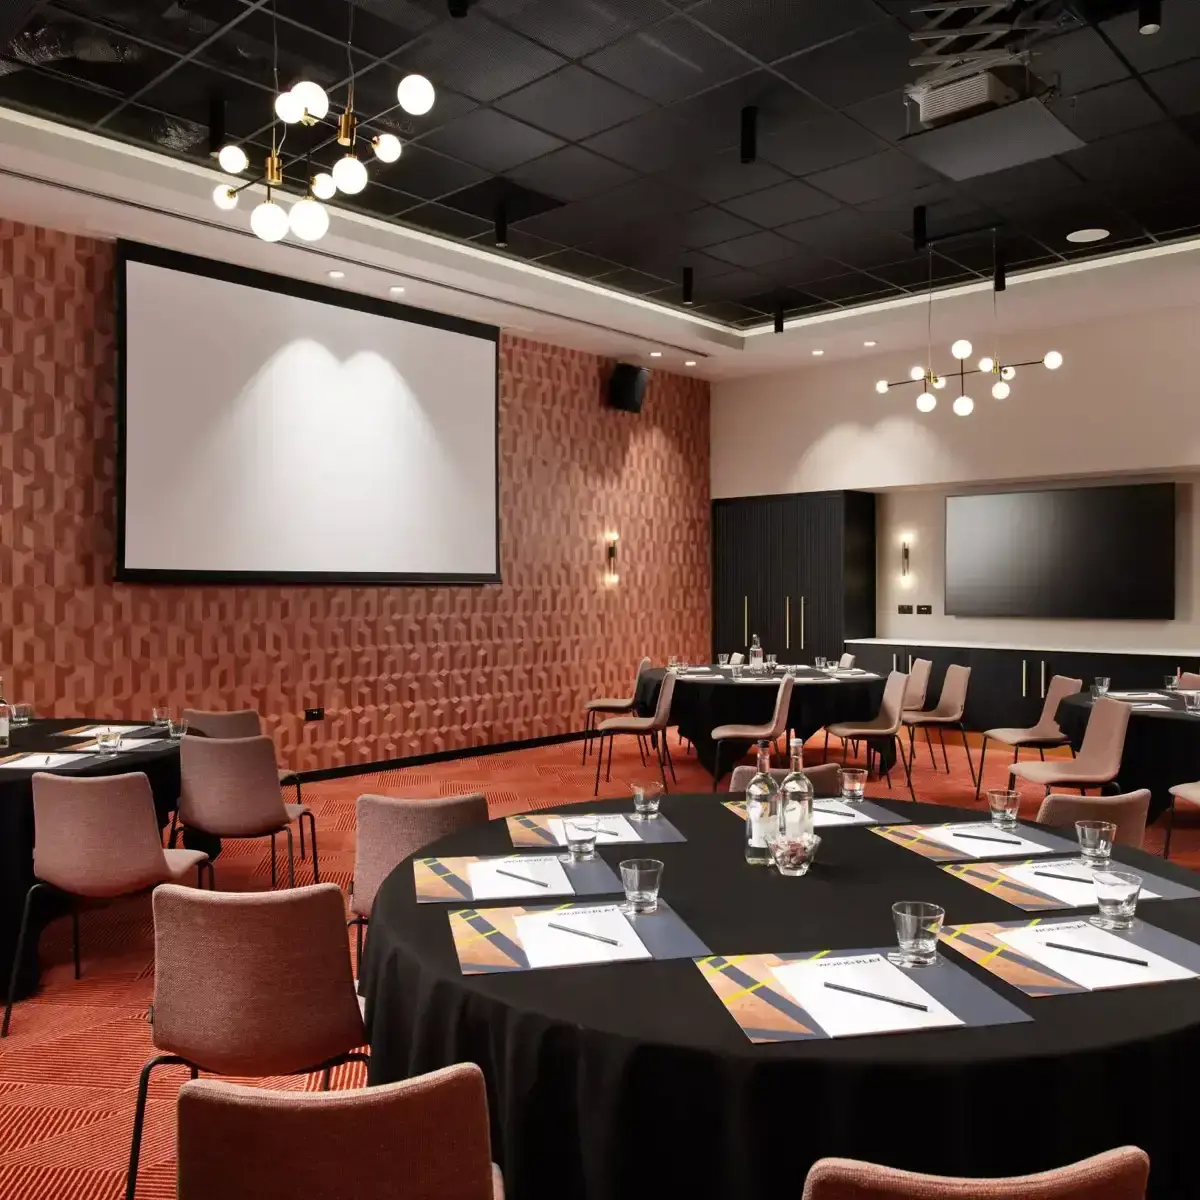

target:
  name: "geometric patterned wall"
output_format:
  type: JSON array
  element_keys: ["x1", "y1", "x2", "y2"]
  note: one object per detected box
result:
[{"x1": 0, "y1": 221, "x2": 711, "y2": 771}]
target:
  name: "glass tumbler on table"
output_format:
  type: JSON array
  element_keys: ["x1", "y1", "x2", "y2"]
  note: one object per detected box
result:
[
  {"x1": 619, "y1": 858, "x2": 663, "y2": 914},
  {"x1": 1165, "y1": 675, "x2": 1180, "y2": 692},
  {"x1": 1076, "y1": 819, "x2": 1116, "y2": 869},
  {"x1": 769, "y1": 831, "x2": 820, "y2": 877},
  {"x1": 11, "y1": 703, "x2": 32, "y2": 728},
  {"x1": 1186, "y1": 693, "x2": 1200, "y2": 716},
  {"x1": 168, "y1": 717, "x2": 188, "y2": 742},
  {"x1": 152, "y1": 706, "x2": 172, "y2": 729},
  {"x1": 1091, "y1": 870, "x2": 1143, "y2": 931},
  {"x1": 631, "y1": 781, "x2": 663, "y2": 821},
  {"x1": 840, "y1": 767, "x2": 867, "y2": 804},
  {"x1": 730, "y1": 664, "x2": 743, "y2": 680},
  {"x1": 765, "y1": 654, "x2": 778, "y2": 671},
  {"x1": 889, "y1": 901, "x2": 945, "y2": 968},
  {"x1": 96, "y1": 730, "x2": 123, "y2": 757},
  {"x1": 1094, "y1": 676, "x2": 1110, "y2": 696},
  {"x1": 814, "y1": 656, "x2": 826, "y2": 670},
  {"x1": 987, "y1": 788, "x2": 1021, "y2": 829},
  {"x1": 562, "y1": 815, "x2": 600, "y2": 861},
  {"x1": 718, "y1": 653, "x2": 730, "y2": 667}
]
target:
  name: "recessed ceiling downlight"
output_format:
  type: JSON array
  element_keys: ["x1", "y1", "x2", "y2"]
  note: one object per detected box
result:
[{"x1": 1066, "y1": 228, "x2": 1110, "y2": 244}]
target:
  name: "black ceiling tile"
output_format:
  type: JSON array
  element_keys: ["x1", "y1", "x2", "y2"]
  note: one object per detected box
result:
[
  {"x1": 670, "y1": 151, "x2": 789, "y2": 203},
  {"x1": 856, "y1": 188, "x2": 996, "y2": 237},
  {"x1": 371, "y1": 141, "x2": 490, "y2": 198},
  {"x1": 335, "y1": 182, "x2": 413, "y2": 218},
  {"x1": 1008, "y1": 198, "x2": 1149, "y2": 250},
  {"x1": 536, "y1": 248, "x2": 626, "y2": 278},
  {"x1": 720, "y1": 178, "x2": 841, "y2": 226},
  {"x1": 843, "y1": 89, "x2": 917, "y2": 143},
  {"x1": 940, "y1": 233, "x2": 1060, "y2": 273},
  {"x1": 804, "y1": 271, "x2": 901, "y2": 303},
  {"x1": 776, "y1": 22, "x2": 916, "y2": 109},
  {"x1": 277, "y1": 1, "x2": 439, "y2": 57},
  {"x1": 583, "y1": 106, "x2": 726, "y2": 170},
  {"x1": 117, "y1": 62, "x2": 271, "y2": 141},
  {"x1": 511, "y1": 198, "x2": 613, "y2": 243},
  {"x1": 687, "y1": 0, "x2": 884, "y2": 63},
  {"x1": 1061, "y1": 234, "x2": 1153, "y2": 259},
  {"x1": 592, "y1": 266, "x2": 674, "y2": 295},
  {"x1": 694, "y1": 299, "x2": 768, "y2": 323},
  {"x1": 101, "y1": 102, "x2": 209, "y2": 157},
  {"x1": 760, "y1": 112, "x2": 886, "y2": 176},
  {"x1": 1046, "y1": 79, "x2": 1163, "y2": 143},
  {"x1": 470, "y1": 227, "x2": 566, "y2": 259},
  {"x1": 401, "y1": 202, "x2": 492, "y2": 239},
  {"x1": 776, "y1": 208, "x2": 912, "y2": 267},
  {"x1": 591, "y1": 177, "x2": 699, "y2": 217},
  {"x1": 47, "y1": 0, "x2": 251, "y2": 56},
  {"x1": 493, "y1": 65, "x2": 655, "y2": 141},
  {"x1": 864, "y1": 253, "x2": 975, "y2": 289},
  {"x1": 805, "y1": 149, "x2": 938, "y2": 204},
  {"x1": 506, "y1": 144, "x2": 636, "y2": 200},
  {"x1": 480, "y1": 0, "x2": 673, "y2": 58},
  {"x1": 692, "y1": 269, "x2": 771, "y2": 302},
  {"x1": 1121, "y1": 192, "x2": 1200, "y2": 237},
  {"x1": 961, "y1": 157, "x2": 1083, "y2": 205},
  {"x1": 706, "y1": 228, "x2": 799, "y2": 267},
  {"x1": 1060, "y1": 122, "x2": 1200, "y2": 191},
  {"x1": 0, "y1": 65, "x2": 119, "y2": 126},
  {"x1": 349, "y1": 70, "x2": 478, "y2": 141},
  {"x1": 665, "y1": 71, "x2": 824, "y2": 138},
  {"x1": 756, "y1": 250, "x2": 852, "y2": 285},
  {"x1": 582, "y1": 16, "x2": 754, "y2": 105},
  {"x1": 1099, "y1": 0, "x2": 1200, "y2": 73},
  {"x1": 740, "y1": 286, "x2": 823, "y2": 312},
  {"x1": 418, "y1": 107, "x2": 565, "y2": 172},
  {"x1": 1028, "y1": 27, "x2": 1129, "y2": 97},
  {"x1": 676, "y1": 205, "x2": 760, "y2": 247},
  {"x1": 1142, "y1": 61, "x2": 1200, "y2": 118},
  {"x1": 439, "y1": 177, "x2": 563, "y2": 222}
]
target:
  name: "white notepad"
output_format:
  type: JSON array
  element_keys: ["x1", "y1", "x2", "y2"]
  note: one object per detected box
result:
[
  {"x1": 546, "y1": 815, "x2": 641, "y2": 845},
  {"x1": 919, "y1": 823, "x2": 1054, "y2": 859},
  {"x1": 53, "y1": 724, "x2": 146, "y2": 738},
  {"x1": 1109, "y1": 692, "x2": 1167, "y2": 701},
  {"x1": 513, "y1": 904, "x2": 650, "y2": 968},
  {"x1": 996, "y1": 920, "x2": 1195, "y2": 990},
  {"x1": 466, "y1": 856, "x2": 574, "y2": 901},
  {"x1": 812, "y1": 801, "x2": 880, "y2": 828},
  {"x1": 771, "y1": 954, "x2": 963, "y2": 1038},
  {"x1": 1001, "y1": 860, "x2": 1160, "y2": 907},
  {"x1": 1132, "y1": 703, "x2": 1171, "y2": 711},
  {"x1": 0, "y1": 752, "x2": 93, "y2": 771}
]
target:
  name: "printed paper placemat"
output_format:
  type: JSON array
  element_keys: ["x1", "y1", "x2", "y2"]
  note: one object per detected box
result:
[
  {"x1": 53, "y1": 724, "x2": 157, "y2": 738},
  {"x1": 506, "y1": 811, "x2": 686, "y2": 848},
  {"x1": 697, "y1": 947, "x2": 1030, "y2": 1043},
  {"x1": 448, "y1": 899, "x2": 708, "y2": 975},
  {"x1": 0, "y1": 751, "x2": 97, "y2": 771},
  {"x1": 414, "y1": 854, "x2": 621, "y2": 903},
  {"x1": 70, "y1": 737, "x2": 171, "y2": 753},
  {"x1": 871, "y1": 821, "x2": 1078, "y2": 862},
  {"x1": 724, "y1": 798, "x2": 907, "y2": 829}
]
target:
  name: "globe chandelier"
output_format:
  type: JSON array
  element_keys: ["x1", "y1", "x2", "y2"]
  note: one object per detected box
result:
[{"x1": 210, "y1": 0, "x2": 435, "y2": 244}]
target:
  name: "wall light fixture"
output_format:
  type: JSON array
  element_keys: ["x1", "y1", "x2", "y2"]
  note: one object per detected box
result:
[{"x1": 604, "y1": 532, "x2": 619, "y2": 586}]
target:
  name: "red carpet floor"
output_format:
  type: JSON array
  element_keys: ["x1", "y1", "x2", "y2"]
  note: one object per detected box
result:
[{"x1": 0, "y1": 734, "x2": 1195, "y2": 1199}]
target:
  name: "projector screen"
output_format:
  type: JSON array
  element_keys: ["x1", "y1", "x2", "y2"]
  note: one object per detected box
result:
[{"x1": 116, "y1": 243, "x2": 499, "y2": 584}]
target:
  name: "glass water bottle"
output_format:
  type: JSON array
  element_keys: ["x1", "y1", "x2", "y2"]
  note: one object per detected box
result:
[
  {"x1": 778, "y1": 737, "x2": 814, "y2": 840},
  {"x1": 749, "y1": 632, "x2": 764, "y2": 672},
  {"x1": 744, "y1": 741, "x2": 779, "y2": 865},
  {"x1": 0, "y1": 674, "x2": 11, "y2": 750}
]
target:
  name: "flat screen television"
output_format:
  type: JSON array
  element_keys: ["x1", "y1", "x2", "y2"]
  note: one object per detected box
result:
[{"x1": 944, "y1": 483, "x2": 1176, "y2": 619}]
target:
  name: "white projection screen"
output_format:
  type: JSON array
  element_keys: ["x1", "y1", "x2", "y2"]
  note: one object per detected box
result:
[{"x1": 116, "y1": 243, "x2": 499, "y2": 584}]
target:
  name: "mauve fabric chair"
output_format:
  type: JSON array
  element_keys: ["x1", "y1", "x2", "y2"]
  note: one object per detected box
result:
[
  {"x1": 975, "y1": 675, "x2": 1083, "y2": 801},
  {"x1": 1036, "y1": 789, "x2": 1150, "y2": 850},
  {"x1": 839, "y1": 653, "x2": 856, "y2": 669},
  {"x1": 902, "y1": 658, "x2": 932, "y2": 714},
  {"x1": 126, "y1": 883, "x2": 367, "y2": 1200},
  {"x1": 711, "y1": 675, "x2": 795, "y2": 790},
  {"x1": 1163, "y1": 780, "x2": 1200, "y2": 860},
  {"x1": 728, "y1": 652, "x2": 745, "y2": 665},
  {"x1": 1178, "y1": 672, "x2": 1200, "y2": 690},
  {"x1": 728, "y1": 761, "x2": 841, "y2": 796},
  {"x1": 902, "y1": 664, "x2": 976, "y2": 786},
  {"x1": 176, "y1": 1065, "x2": 503, "y2": 1200},
  {"x1": 348, "y1": 792, "x2": 489, "y2": 970},
  {"x1": 801, "y1": 1146, "x2": 1149, "y2": 1199},
  {"x1": 2, "y1": 772, "x2": 211, "y2": 1038},
  {"x1": 582, "y1": 657, "x2": 651, "y2": 764},
  {"x1": 594, "y1": 671, "x2": 677, "y2": 795},
  {"x1": 1010, "y1": 697, "x2": 1131, "y2": 797},
  {"x1": 176, "y1": 734, "x2": 318, "y2": 887},
  {"x1": 824, "y1": 672, "x2": 916, "y2": 801}
]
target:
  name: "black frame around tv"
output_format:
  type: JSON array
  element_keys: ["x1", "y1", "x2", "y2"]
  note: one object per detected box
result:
[{"x1": 944, "y1": 483, "x2": 1176, "y2": 620}]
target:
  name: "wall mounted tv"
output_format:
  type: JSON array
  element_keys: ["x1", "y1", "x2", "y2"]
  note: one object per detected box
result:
[{"x1": 944, "y1": 483, "x2": 1176, "y2": 620}]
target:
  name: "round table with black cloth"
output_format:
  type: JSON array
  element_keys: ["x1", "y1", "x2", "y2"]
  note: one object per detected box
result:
[
  {"x1": 361, "y1": 793, "x2": 1200, "y2": 1200},
  {"x1": 0, "y1": 719, "x2": 182, "y2": 1002},
  {"x1": 635, "y1": 665, "x2": 887, "y2": 779}
]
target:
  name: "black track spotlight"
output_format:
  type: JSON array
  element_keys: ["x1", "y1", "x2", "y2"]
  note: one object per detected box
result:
[
  {"x1": 1139, "y1": 0, "x2": 1161, "y2": 35},
  {"x1": 740, "y1": 105, "x2": 758, "y2": 165},
  {"x1": 913, "y1": 205, "x2": 928, "y2": 253},
  {"x1": 494, "y1": 202, "x2": 508, "y2": 248},
  {"x1": 207, "y1": 93, "x2": 226, "y2": 158},
  {"x1": 682, "y1": 266, "x2": 694, "y2": 306},
  {"x1": 993, "y1": 239, "x2": 1007, "y2": 293},
  {"x1": 774, "y1": 301, "x2": 784, "y2": 334}
]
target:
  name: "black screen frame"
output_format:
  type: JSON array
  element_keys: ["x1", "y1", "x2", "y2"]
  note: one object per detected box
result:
[{"x1": 114, "y1": 239, "x2": 501, "y2": 587}]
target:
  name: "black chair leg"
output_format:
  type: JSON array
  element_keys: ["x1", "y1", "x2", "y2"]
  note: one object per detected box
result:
[
  {"x1": 655, "y1": 737, "x2": 669, "y2": 792},
  {"x1": 636, "y1": 735, "x2": 647, "y2": 766},
  {"x1": 285, "y1": 826, "x2": 296, "y2": 889},
  {"x1": 593, "y1": 733, "x2": 605, "y2": 795},
  {"x1": 959, "y1": 724, "x2": 976, "y2": 788},
  {"x1": 975, "y1": 737, "x2": 988, "y2": 802},
  {"x1": 71, "y1": 905, "x2": 81, "y2": 980},
  {"x1": 1038, "y1": 746, "x2": 1045, "y2": 761},
  {"x1": 167, "y1": 810, "x2": 179, "y2": 849},
  {"x1": 304, "y1": 811, "x2": 320, "y2": 884},
  {"x1": 662, "y1": 734, "x2": 677, "y2": 784},
  {"x1": 822, "y1": 730, "x2": 830, "y2": 763},
  {"x1": 924, "y1": 727, "x2": 937, "y2": 770},
  {"x1": 712, "y1": 742, "x2": 723, "y2": 792},
  {"x1": 897, "y1": 735, "x2": 917, "y2": 802},
  {"x1": 298, "y1": 805, "x2": 306, "y2": 861},
  {"x1": 126, "y1": 1054, "x2": 191, "y2": 1200},
  {"x1": 937, "y1": 727, "x2": 950, "y2": 773},
  {"x1": 1164, "y1": 797, "x2": 1176, "y2": 860},
  {"x1": 605, "y1": 732, "x2": 615, "y2": 782},
  {"x1": 581, "y1": 713, "x2": 591, "y2": 765},
  {"x1": 3, "y1": 882, "x2": 48, "y2": 1038},
  {"x1": 1013, "y1": 745, "x2": 1020, "y2": 764},
  {"x1": 270, "y1": 832, "x2": 278, "y2": 888}
]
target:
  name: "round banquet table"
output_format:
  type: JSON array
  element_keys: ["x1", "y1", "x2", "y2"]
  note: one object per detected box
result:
[
  {"x1": 361, "y1": 793, "x2": 1200, "y2": 1200},
  {"x1": 635, "y1": 665, "x2": 886, "y2": 778},
  {"x1": 1057, "y1": 691, "x2": 1200, "y2": 823}
]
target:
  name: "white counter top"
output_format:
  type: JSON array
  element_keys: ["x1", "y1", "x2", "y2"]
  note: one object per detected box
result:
[{"x1": 846, "y1": 637, "x2": 1200, "y2": 657}]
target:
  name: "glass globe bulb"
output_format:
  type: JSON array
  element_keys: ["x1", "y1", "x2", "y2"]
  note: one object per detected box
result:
[
  {"x1": 373, "y1": 133, "x2": 402, "y2": 163},
  {"x1": 217, "y1": 143, "x2": 248, "y2": 174},
  {"x1": 875, "y1": 380, "x2": 889, "y2": 395},
  {"x1": 291, "y1": 80, "x2": 329, "y2": 121},
  {"x1": 250, "y1": 199, "x2": 289, "y2": 242},
  {"x1": 992, "y1": 380, "x2": 1011, "y2": 400},
  {"x1": 332, "y1": 154, "x2": 368, "y2": 195},
  {"x1": 396, "y1": 73, "x2": 435, "y2": 116},
  {"x1": 916, "y1": 391, "x2": 936, "y2": 413},
  {"x1": 311, "y1": 172, "x2": 337, "y2": 201},
  {"x1": 1044, "y1": 350, "x2": 1063, "y2": 370},
  {"x1": 211, "y1": 183, "x2": 239, "y2": 211},
  {"x1": 951, "y1": 338, "x2": 973, "y2": 360},
  {"x1": 953, "y1": 394, "x2": 975, "y2": 416},
  {"x1": 1001, "y1": 365, "x2": 1016, "y2": 381},
  {"x1": 288, "y1": 197, "x2": 329, "y2": 242},
  {"x1": 978, "y1": 356, "x2": 995, "y2": 373},
  {"x1": 933, "y1": 375, "x2": 946, "y2": 389},
  {"x1": 909, "y1": 365, "x2": 925, "y2": 381},
  {"x1": 274, "y1": 89, "x2": 305, "y2": 124}
]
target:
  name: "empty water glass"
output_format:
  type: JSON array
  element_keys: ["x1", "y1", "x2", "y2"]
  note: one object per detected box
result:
[
  {"x1": 765, "y1": 654, "x2": 778, "y2": 670},
  {"x1": 96, "y1": 730, "x2": 123, "y2": 756},
  {"x1": 562, "y1": 815, "x2": 600, "y2": 861},
  {"x1": 718, "y1": 653, "x2": 730, "y2": 667},
  {"x1": 1185, "y1": 693, "x2": 1200, "y2": 715},
  {"x1": 987, "y1": 788, "x2": 1021, "y2": 828},
  {"x1": 11, "y1": 703, "x2": 32, "y2": 728},
  {"x1": 152, "y1": 706, "x2": 172, "y2": 728},
  {"x1": 1076, "y1": 819, "x2": 1116, "y2": 869},
  {"x1": 1094, "y1": 676, "x2": 1110, "y2": 696},
  {"x1": 619, "y1": 858, "x2": 663, "y2": 914},
  {"x1": 840, "y1": 767, "x2": 867, "y2": 804},
  {"x1": 731, "y1": 664, "x2": 744, "y2": 680},
  {"x1": 769, "y1": 831, "x2": 820, "y2": 877},
  {"x1": 1164, "y1": 675, "x2": 1180, "y2": 692},
  {"x1": 1091, "y1": 870, "x2": 1143, "y2": 931},
  {"x1": 667, "y1": 656, "x2": 679, "y2": 670},
  {"x1": 168, "y1": 717, "x2": 188, "y2": 742},
  {"x1": 889, "y1": 900, "x2": 945, "y2": 968},
  {"x1": 631, "y1": 781, "x2": 663, "y2": 821},
  {"x1": 814, "y1": 656, "x2": 827, "y2": 670}
]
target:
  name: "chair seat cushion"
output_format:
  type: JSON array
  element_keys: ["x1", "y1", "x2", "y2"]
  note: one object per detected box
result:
[
  {"x1": 597, "y1": 715, "x2": 653, "y2": 734},
  {"x1": 164, "y1": 848, "x2": 209, "y2": 881},
  {"x1": 1011, "y1": 760, "x2": 1111, "y2": 786},
  {"x1": 586, "y1": 698, "x2": 634, "y2": 713},
  {"x1": 986, "y1": 727, "x2": 1068, "y2": 747},
  {"x1": 827, "y1": 722, "x2": 889, "y2": 738},
  {"x1": 1170, "y1": 782, "x2": 1200, "y2": 806},
  {"x1": 902, "y1": 713, "x2": 958, "y2": 726},
  {"x1": 712, "y1": 723, "x2": 772, "y2": 741},
  {"x1": 278, "y1": 768, "x2": 299, "y2": 785}
]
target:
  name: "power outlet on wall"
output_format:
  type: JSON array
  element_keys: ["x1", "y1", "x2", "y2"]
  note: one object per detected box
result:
[
  {"x1": 304, "y1": 707, "x2": 325, "y2": 722},
  {"x1": 897, "y1": 604, "x2": 913, "y2": 615},
  {"x1": 917, "y1": 604, "x2": 933, "y2": 615}
]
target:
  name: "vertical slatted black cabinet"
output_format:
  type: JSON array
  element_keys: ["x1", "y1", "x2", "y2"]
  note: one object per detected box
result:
[{"x1": 712, "y1": 491, "x2": 876, "y2": 661}]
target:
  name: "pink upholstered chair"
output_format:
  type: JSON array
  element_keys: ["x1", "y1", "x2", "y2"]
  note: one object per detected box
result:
[
  {"x1": 1178, "y1": 672, "x2": 1200, "y2": 690},
  {"x1": 1036, "y1": 789, "x2": 1150, "y2": 850},
  {"x1": 2, "y1": 772, "x2": 211, "y2": 1038},
  {"x1": 728, "y1": 652, "x2": 745, "y2": 665},
  {"x1": 824, "y1": 671, "x2": 916, "y2": 801},
  {"x1": 1010, "y1": 697, "x2": 1130, "y2": 797},
  {"x1": 176, "y1": 734, "x2": 318, "y2": 887},
  {"x1": 838, "y1": 653, "x2": 856, "y2": 669},
  {"x1": 801, "y1": 1146, "x2": 1149, "y2": 1199},
  {"x1": 348, "y1": 792, "x2": 489, "y2": 970},
  {"x1": 974, "y1": 675, "x2": 1083, "y2": 801},
  {"x1": 126, "y1": 883, "x2": 367, "y2": 1200},
  {"x1": 902, "y1": 664, "x2": 976, "y2": 786},
  {"x1": 711, "y1": 675, "x2": 795, "y2": 790},
  {"x1": 728, "y1": 761, "x2": 841, "y2": 796},
  {"x1": 582, "y1": 657, "x2": 650, "y2": 764},
  {"x1": 594, "y1": 670, "x2": 677, "y2": 795},
  {"x1": 176, "y1": 1065, "x2": 503, "y2": 1200},
  {"x1": 901, "y1": 658, "x2": 931, "y2": 714},
  {"x1": 1163, "y1": 780, "x2": 1200, "y2": 859}
]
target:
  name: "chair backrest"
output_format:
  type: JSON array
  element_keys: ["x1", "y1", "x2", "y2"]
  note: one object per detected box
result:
[
  {"x1": 876, "y1": 671, "x2": 909, "y2": 734},
  {"x1": 1034, "y1": 675, "x2": 1084, "y2": 738},
  {"x1": 352, "y1": 792, "x2": 489, "y2": 918},
  {"x1": 179, "y1": 735, "x2": 288, "y2": 837},
  {"x1": 1037, "y1": 789, "x2": 1150, "y2": 850},
  {"x1": 1077, "y1": 697, "x2": 1133, "y2": 779},
  {"x1": 903, "y1": 658, "x2": 931, "y2": 710},
  {"x1": 839, "y1": 653, "x2": 856, "y2": 669},
  {"x1": 1179, "y1": 671, "x2": 1200, "y2": 690},
  {"x1": 932, "y1": 663, "x2": 971, "y2": 720},
  {"x1": 728, "y1": 762, "x2": 841, "y2": 797},
  {"x1": 152, "y1": 883, "x2": 365, "y2": 1076},
  {"x1": 650, "y1": 670, "x2": 677, "y2": 729},
  {"x1": 728, "y1": 652, "x2": 744, "y2": 665},
  {"x1": 630, "y1": 655, "x2": 651, "y2": 693},
  {"x1": 177, "y1": 1064, "x2": 497, "y2": 1200},
  {"x1": 32, "y1": 771, "x2": 171, "y2": 898},
  {"x1": 182, "y1": 708, "x2": 263, "y2": 739},
  {"x1": 766, "y1": 675, "x2": 795, "y2": 739},
  {"x1": 801, "y1": 1147, "x2": 1149, "y2": 1199}
]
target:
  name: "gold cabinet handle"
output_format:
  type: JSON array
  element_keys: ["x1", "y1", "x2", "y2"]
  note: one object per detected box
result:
[
  {"x1": 1040, "y1": 660, "x2": 1046, "y2": 700},
  {"x1": 785, "y1": 597, "x2": 790, "y2": 650},
  {"x1": 907, "y1": 653, "x2": 912, "y2": 671},
  {"x1": 892, "y1": 653, "x2": 897, "y2": 671},
  {"x1": 800, "y1": 596, "x2": 805, "y2": 650},
  {"x1": 1022, "y1": 659, "x2": 1027, "y2": 698},
  {"x1": 743, "y1": 596, "x2": 748, "y2": 646}
]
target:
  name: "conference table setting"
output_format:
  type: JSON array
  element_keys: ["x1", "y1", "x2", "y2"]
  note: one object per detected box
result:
[{"x1": 360, "y1": 786, "x2": 1200, "y2": 1200}]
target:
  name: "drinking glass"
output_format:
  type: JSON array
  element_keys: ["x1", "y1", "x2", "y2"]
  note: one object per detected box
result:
[
  {"x1": 152, "y1": 706, "x2": 172, "y2": 729},
  {"x1": 840, "y1": 767, "x2": 867, "y2": 804},
  {"x1": 677, "y1": 659, "x2": 690, "y2": 672},
  {"x1": 987, "y1": 788, "x2": 1021, "y2": 828},
  {"x1": 1091, "y1": 870, "x2": 1143, "y2": 931},
  {"x1": 1090, "y1": 685, "x2": 1102, "y2": 700},
  {"x1": 1185, "y1": 693, "x2": 1200, "y2": 715},
  {"x1": 814, "y1": 656, "x2": 827, "y2": 670},
  {"x1": 768, "y1": 832, "x2": 820, "y2": 877},
  {"x1": 631, "y1": 781, "x2": 663, "y2": 821},
  {"x1": 562, "y1": 815, "x2": 600, "y2": 861},
  {"x1": 168, "y1": 717, "x2": 189, "y2": 742},
  {"x1": 96, "y1": 730, "x2": 123, "y2": 757},
  {"x1": 765, "y1": 653, "x2": 778, "y2": 671},
  {"x1": 1094, "y1": 676, "x2": 1110, "y2": 696},
  {"x1": 889, "y1": 901, "x2": 945, "y2": 968},
  {"x1": 1076, "y1": 819, "x2": 1116, "y2": 869},
  {"x1": 1164, "y1": 675, "x2": 1179, "y2": 692},
  {"x1": 667, "y1": 656, "x2": 679, "y2": 670},
  {"x1": 718, "y1": 653, "x2": 730, "y2": 667},
  {"x1": 619, "y1": 858, "x2": 663, "y2": 914},
  {"x1": 730, "y1": 664, "x2": 743, "y2": 680},
  {"x1": 11, "y1": 703, "x2": 32, "y2": 728}
]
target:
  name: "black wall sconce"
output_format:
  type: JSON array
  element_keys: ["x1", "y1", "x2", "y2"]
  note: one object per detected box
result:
[
  {"x1": 605, "y1": 531, "x2": 619, "y2": 586},
  {"x1": 901, "y1": 541, "x2": 910, "y2": 578}
]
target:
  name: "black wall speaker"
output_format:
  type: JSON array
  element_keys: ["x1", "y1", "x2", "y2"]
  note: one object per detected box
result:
[{"x1": 607, "y1": 363, "x2": 650, "y2": 413}]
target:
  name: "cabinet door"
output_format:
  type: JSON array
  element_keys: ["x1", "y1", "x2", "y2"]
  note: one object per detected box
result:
[
  {"x1": 852, "y1": 643, "x2": 904, "y2": 677},
  {"x1": 793, "y1": 492, "x2": 845, "y2": 663},
  {"x1": 966, "y1": 649, "x2": 1041, "y2": 732},
  {"x1": 712, "y1": 497, "x2": 785, "y2": 658}
]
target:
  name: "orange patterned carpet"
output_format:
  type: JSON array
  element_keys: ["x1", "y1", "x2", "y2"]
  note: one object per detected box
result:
[{"x1": 0, "y1": 734, "x2": 1195, "y2": 1199}]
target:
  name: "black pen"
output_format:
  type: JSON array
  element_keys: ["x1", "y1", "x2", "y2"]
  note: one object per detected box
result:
[
  {"x1": 955, "y1": 831, "x2": 1023, "y2": 846},
  {"x1": 822, "y1": 981, "x2": 929, "y2": 1012},
  {"x1": 1033, "y1": 870, "x2": 1094, "y2": 885},
  {"x1": 495, "y1": 868, "x2": 550, "y2": 888},
  {"x1": 547, "y1": 921, "x2": 620, "y2": 946},
  {"x1": 1044, "y1": 941, "x2": 1149, "y2": 967}
]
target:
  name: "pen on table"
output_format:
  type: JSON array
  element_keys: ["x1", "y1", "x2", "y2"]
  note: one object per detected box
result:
[
  {"x1": 955, "y1": 831, "x2": 1023, "y2": 846},
  {"x1": 547, "y1": 921, "x2": 620, "y2": 947},
  {"x1": 814, "y1": 803, "x2": 850, "y2": 815},
  {"x1": 1044, "y1": 941, "x2": 1149, "y2": 967},
  {"x1": 822, "y1": 981, "x2": 929, "y2": 1012},
  {"x1": 495, "y1": 868, "x2": 550, "y2": 888},
  {"x1": 1033, "y1": 870, "x2": 1095, "y2": 885}
]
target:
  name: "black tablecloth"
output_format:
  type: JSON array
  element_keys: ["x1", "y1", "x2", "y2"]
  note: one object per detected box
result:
[
  {"x1": 361, "y1": 793, "x2": 1200, "y2": 1200},
  {"x1": 1057, "y1": 692, "x2": 1200, "y2": 822},
  {"x1": 635, "y1": 666, "x2": 886, "y2": 777},
  {"x1": 0, "y1": 719, "x2": 181, "y2": 1001}
]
